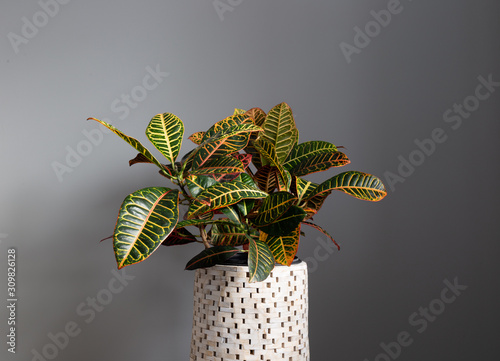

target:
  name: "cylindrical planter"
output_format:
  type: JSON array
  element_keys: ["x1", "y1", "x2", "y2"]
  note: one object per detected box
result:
[{"x1": 189, "y1": 256, "x2": 309, "y2": 361}]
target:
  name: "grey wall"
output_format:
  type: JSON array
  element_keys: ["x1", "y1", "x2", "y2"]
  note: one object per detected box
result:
[{"x1": 1, "y1": 0, "x2": 499, "y2": 360}]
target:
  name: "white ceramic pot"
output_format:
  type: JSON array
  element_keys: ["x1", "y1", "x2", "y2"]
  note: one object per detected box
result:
[{"x1": 189, "y1": 256, "x2": 309, "y2": 361}]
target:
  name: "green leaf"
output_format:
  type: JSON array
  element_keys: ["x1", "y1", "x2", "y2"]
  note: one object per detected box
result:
[
  {"x1": 247, "y1": 235, "x2": 275, "y2": 283},
  {"x1": 113, "y1": 187, "x2": 179, "y2": 269},
  {"x1": 185, "y1": 246, "x2": 240, "y2": 270},
  {"x1": 88, "y1": 118, "x2": 165, "y2": 171},
  {"x1": 220, "y1": 205, "x2": 241, "y2": 223},
  {"x1": 232, "y1": 173, "x2": 259, "y2": 217},
  {"x1": 245, "y1": 107, "x2": 267, "y2": 127},
  {"x1": 261, "y1": 102, "x2": 298, "y2": 163},
  {"x1": 256, "y1": 205, "x2": 306, "y2": 236},
  {"x1": 262, "y1": 225, "x2": 301, "y2": 266},
  {"x1": 211, "y1": 223, "x2": 250, "y2": 246},
  {"x1": 250, "y1": 192, "x2": 297, "y2": 227},
  {"x1": 190, "y1": 156, "x2": 244, "y2": 176},
  {"x1": 186, "y1": 175, "x2": 218, "y2": 197},
  {"x1": 188, "y1": 132, "x2": 205, "y2": 145},
  {"x1": 302, "y1": 221, "x2": 340, "y2": 250},
  {"x1": 192, "y1": 124, "x2": 262, "y2": 170},
  {"x1": 236, "y1": 199, "x2": 255, "y2": 217},
  {"x1": 235, "y1": 172, "x2": 258, "y2": 188},
  {"x1": 187, "y1": 181, "x2": 268, "y2": 219},
  {"x1": 306, "y1": 171, "x2": 387, "y2": 202},
  {"x1": 291, "y1": 127, "x2": 299, "y2": 149},
  {"x1": 162, "y1": 228, "x2": 197, "y2": 246},
  {"x1": 145, "y1": 113, "x2": 184, "y2": 164}
]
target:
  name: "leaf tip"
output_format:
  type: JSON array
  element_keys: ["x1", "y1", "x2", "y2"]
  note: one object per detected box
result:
[{"x1": 99, "y1": 235, "x2": 113, "y2": 243}]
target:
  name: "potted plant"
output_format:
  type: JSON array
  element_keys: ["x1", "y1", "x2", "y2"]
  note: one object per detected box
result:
[{"x1": 89, "y1": 102, "x2": 387, "y2": 360}]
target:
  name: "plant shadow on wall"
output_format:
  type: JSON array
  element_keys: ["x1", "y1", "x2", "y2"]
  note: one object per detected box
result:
[{"x1": 88, "y1": 102, "x2": 387, "y2": 282}]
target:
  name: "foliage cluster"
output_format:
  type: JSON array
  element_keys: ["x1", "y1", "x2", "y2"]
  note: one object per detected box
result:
[{"x1": 90, "y1": 102, "x2": 386, "y2": 282}]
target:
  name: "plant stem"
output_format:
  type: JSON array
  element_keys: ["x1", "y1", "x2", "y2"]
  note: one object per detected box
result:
[
  {"x1": 173, "y1": 176, "x2": 192, "y2": 202},
  {"x1": 178, "y1": 181, "x2": 189, "y2": 197},
  {"x1": 199, "y1": 226, "x2": 210, "y2": 249}
]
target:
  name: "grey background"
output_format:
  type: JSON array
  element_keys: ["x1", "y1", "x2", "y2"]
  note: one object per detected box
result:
[{"x1": 1, "y1": 0, "x2": 499, "y2": 360}]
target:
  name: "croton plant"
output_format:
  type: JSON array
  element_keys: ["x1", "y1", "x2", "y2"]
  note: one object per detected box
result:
[{"x1": 89, "y1": 102, "x2": 386, "y2": 282}]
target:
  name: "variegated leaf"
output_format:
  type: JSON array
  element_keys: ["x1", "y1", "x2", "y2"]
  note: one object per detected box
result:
[
  {"x1": 302, "y1": 221, "x2": 340, "y2": 250},
  {"x1": 250, "y1": 192, "x2": 297, "y2": 227},
  {"x1": 185, "y1": 246, "x2": 240, "y2": 270},
  {"x1": 245, "y1": 107, "x2": 267, "y2": 127},
  {"x1": 191, "y1": 124, "x2": 262, "y2": 170},
  {"x1": 188, "y1": 132, "x2": 205, "y2": 145},
  {"x1": 176, "y1": 218, "x2": 240, "y2": 229},
  {"x1": 306, "y1": 171, "x2": 387, "y2": 202},
  {"x1": 253, "y1": 138, "x2": 289, "y2": 187},
  {"x1": 236, "y1": 199, "x2": 256, "y2": 217},
  {"x1": 202, "y1": 114, "x2": 255, "y2": 142},
  {"x1": 262, "y1": 224, "x2": 301, "y2": 266},
  {"x1": 233, "y1": 108, "x2": 246, "y2": 115},
  {"x1": 285, "y1": 141, "x2": 337, "y2": 163},
  {"x1": 190, "y1": 156, "x2": 244, "y2": 176},
  {"x1": 286, "y1": 151, "x2": 350, "y2": 176},
  {"x1": 256, "y1": 205, "x2": 306, "y2": 236},
  {"x1": 211, "y1": 223, "x2": 250, "y2": 246},
  {"x1": 276, "y1": 169, "x2": 292, "y2": 192},
  {"x1": 186, "y1": 175, "x2": 218, "y2": 197},
  {"x1": 291, "y1": 177, "x2": 330, "y2": 220},
  {"x1": 232, "y1": 173, "x2": 259, "y2": 217},
  {"x1": 162, "y1": 228, "x2": 197, "y2": 246},
  {"x1": 212, "y1": 153, "x2": 252, "y2": 182},
  {"x1": 254, "y1": 165, "x2": 278, "y2": 193},
  {"x1": 146, "y1": 113, "x2": 184, "y2": 164},
  {"x1": 236, "y1": 172, "x2": 258, "y2": 188},
  {"x1": 113, "y1": 187, "x2": 179, "y2": 269},
  {"x1": 303, "y1": 192, "x2": 331, "y2": 220},
  {"x1": 187, "y1": 181, "x2": 268, "y2": 219},
  {"x1": 128, "y1": 153, "x2": 177, "y2": 178},
  {"x1": 291, "y1": 176, "x2": 318, "y2": 203},
  {"x1": 245, "y1": 144, "x2": 264, "y2": 169},
  {"x1": 284, "y1": 141, "x2": 347, "y2": 176},
  {"x1": 261, "y1": 102, "x2": 298, "y2": 163},
  {"x1": 88, "y1": 118, "x2": 165, "y2": 170},
  {"x1": 248, "y1": 235, "x2": 275, "y2": 283},
  {"x1": 236, "y1": 153, "x2": 252, "y2": 166}
]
